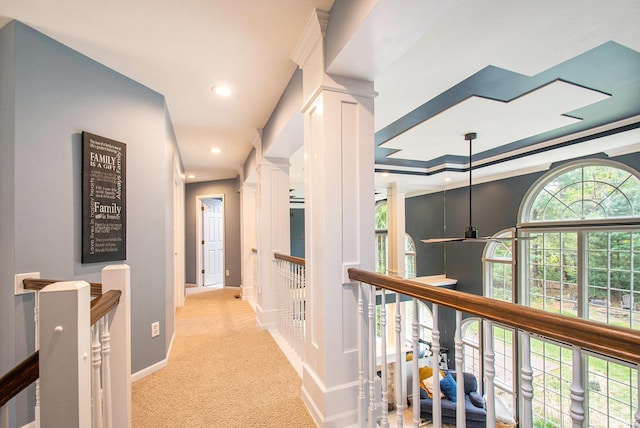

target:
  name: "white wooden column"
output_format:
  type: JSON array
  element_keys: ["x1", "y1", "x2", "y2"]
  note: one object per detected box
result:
[
  {"x1": 101, "y1": 264, "x2": 131, "y2": 428},
  {"x1": 239, "y1": 176, "x2": 257, "y2": 303},
  {"x1": 39, "y1": 281, "x2": 91, "y2": 428},
  {"x1": 255, "y1": 130, "x2": 291, "y2": 329},
  {"x1": 293, "y1": 10, "x2": 375, "y2": 427},
  {"x1": 386, "y1": 183, "x2": 406, "y2": 278}
]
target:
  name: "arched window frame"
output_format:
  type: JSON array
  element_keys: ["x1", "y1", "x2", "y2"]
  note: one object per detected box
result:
[{"x1": 517, "y1": 159, "x2": 640, "y2": 426}]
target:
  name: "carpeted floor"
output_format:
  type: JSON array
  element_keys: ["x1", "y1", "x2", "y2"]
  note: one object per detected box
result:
[{"x1": 132, "y1": 287, "x2": 316, "y2": 427}]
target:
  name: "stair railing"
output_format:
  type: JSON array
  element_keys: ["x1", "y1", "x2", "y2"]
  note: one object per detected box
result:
[{"x1": 0, "y1": 264, "x2": 131, "y2": 428}]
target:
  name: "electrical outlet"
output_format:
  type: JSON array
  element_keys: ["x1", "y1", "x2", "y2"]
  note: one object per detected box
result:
[
  {"x1": 226, "y1": 269, "x2": 230, "y2": 276},
  {"x1": 151, "y1": 322, "x2": 160, "y2": 338}
]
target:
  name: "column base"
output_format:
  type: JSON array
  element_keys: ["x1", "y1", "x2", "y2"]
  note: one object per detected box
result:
[
  {"x1": 301, "y1": 363, "x2": 359, "y2": 428},
  {"x1": 255, "y1": 304, "x2": 278, "y2": 330}
]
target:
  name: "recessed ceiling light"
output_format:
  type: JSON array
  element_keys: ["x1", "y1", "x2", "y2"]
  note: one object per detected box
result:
[
  {"x1": 381, "y1": 172, "x2": 389, "y2": 177},
  {"x1": 188, "y1": 174, "x2": 195, "y2": 179},
  {"x1": 210, "y1": 147, "x2": 221, "y2": 154},
  {"x1": 444, "y1": 177, "x2": 452, "y2": 182},
  {"x1": 211, "y1": 85, "x2": 231, "y2": 97}
]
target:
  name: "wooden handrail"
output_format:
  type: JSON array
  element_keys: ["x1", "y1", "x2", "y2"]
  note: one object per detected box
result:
[
  {"x1": 23, "y1": 278, "x2": 102, "y2": 297},
  {"x1": 348, "y1": 268, "x2": 640, "y2": 365},
  {"x1": 0, "y1": 351, "x2": 39, "y2": 407},
  {"x1": 90, "y1": 290, "x2": 122, "y2": 326},
  {"x1": 274, "y1": 252, "x2": 305, "y2": 266}
]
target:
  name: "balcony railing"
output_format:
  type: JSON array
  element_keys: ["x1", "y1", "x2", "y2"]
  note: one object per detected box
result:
[
  {"x1": 347, "y1": 268, "x2": 640, "y2": 427},
  {"x1": 274, "y1": 253, "x2": 306, "y2": 359},
  {"x1": 0, "y1": 265, "x2": 131, "y2": 428}
]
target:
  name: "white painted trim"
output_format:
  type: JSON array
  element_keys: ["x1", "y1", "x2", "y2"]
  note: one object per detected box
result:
[
  {"x1": 14, "y1": 271, "x2": 39, "y2": 295},
  {"x1": 269, "y1": 330, "x2": 302, "y2": 377},
  {"x1": 131, "y1": 358, "x2": 167, "y2": 383},
  {"x1": 166, "y1": 332, "x2": 176, "y2": 359}
]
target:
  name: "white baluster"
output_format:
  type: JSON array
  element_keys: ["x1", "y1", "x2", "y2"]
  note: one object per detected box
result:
[
  {"x1": 101, "y1": 317, "x2": 113, "y2": 428},
  {"x1": 431, "y1": 304, "x2": 441, "y2": 426},
  {"x1": 520, "y1": 332, "x2": 534, "y2": 428},
  {"x1": 569, "y1": 345, "x2": 585, "y2": 427},
  {"x1": 368, "y1": 284, "x2": 376, "y2": 427},
  {"x1": 34, "y1": 291, "x2": 40, "y2": 428},
  {"x1": 455, "y1": 310, "x2": 466, "y2": 427},
  {"x1": 395, "y1": 293, "x2": 404, "y2": 426},
  {"x1": 91, "y1": 322, "x2": 103, "y2": 428},
  {"x1": 412, "y1": 298, "x2": 420, "y2": 427},
  {"x1": 299, "y1": 265, "x2": 306, "y2": 357},
  {"x1": 484, "y1": 320, "x2": 495, "y2": 427},
  {"x1": 635, "y1": 365, "x2": 640, "y2": 428},
  {"x1": 357, "y1": 283, "x2": 366, "y2": 428},
  {"x1": 380, "y1": 289, "x2": 388, "y2": 427}
]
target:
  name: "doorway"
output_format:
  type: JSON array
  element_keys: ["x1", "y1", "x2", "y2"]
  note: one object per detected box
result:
[{"x1": 196, "y1": 195, "x2": 224, "y2": 288}]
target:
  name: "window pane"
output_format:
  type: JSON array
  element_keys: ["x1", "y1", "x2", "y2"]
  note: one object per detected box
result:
[
  {"x1": 587, "y1": 356, "x2": 638, "y2": 427},
  {"x1": 528, "y1": 232, "x2": 577, "y2": 315},
  {"x1": 531, "y1": 339, "x2": 573, "y2": 427},
  {"x1": 527, "y1": 164, "x2": 640, "y2": 222}
]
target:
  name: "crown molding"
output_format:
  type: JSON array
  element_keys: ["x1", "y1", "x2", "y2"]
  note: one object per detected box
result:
[{"x1": 291, "y1": 9, "x2": 329, "y2": 68}]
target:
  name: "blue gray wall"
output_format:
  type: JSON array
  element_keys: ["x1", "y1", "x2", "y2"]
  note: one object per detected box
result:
[
  {"x1": 184, "y1": 179, "x2": 241, "y2": 286},
  {"x1": 290, "y1": 208, "x2": 305, "y2": 258},
  {"x1": 0, "y1": 21, "x2": 178, "y2": 425}
]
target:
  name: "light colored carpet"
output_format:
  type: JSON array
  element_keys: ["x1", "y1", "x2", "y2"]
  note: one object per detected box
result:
[{"x1": 132, "y1": 287, "x2": 316, "y2": 427}]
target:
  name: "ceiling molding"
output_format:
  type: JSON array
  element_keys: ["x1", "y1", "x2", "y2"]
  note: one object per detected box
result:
[{"x1": 291, "y1": 9, "x2": 329, "y2": 68}]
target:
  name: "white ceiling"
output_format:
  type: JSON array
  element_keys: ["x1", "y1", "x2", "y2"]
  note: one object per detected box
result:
[
  {"x1": 0, "y1": 0, "x2": 334, "y2": 183},
  {"x1": 1, "y1": 0, "x2": 639, "y2": 196}
]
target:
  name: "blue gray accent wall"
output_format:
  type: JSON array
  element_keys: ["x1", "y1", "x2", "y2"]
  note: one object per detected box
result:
[
  {"x1": 406, "y1": 151, "x2": 640, "y2": 367},
  {"x1": 290, "y1": 208, "x2": 305, "y2": 258},
  {"x1": 184, "y1": 179, "x2": 241, "y2": 286},
  {"x1": 0, "y1": 21, "x2": 178, "y2": 425}
]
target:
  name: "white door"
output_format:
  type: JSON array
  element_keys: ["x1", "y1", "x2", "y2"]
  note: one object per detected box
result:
[{"x1": 203, "y1": 198, "x2": 224, "y2": 286}]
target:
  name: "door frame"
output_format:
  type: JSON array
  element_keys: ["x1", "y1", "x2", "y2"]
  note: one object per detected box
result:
[{"x1": 195, "y1": 193, "x2": 225, "y2": 288}]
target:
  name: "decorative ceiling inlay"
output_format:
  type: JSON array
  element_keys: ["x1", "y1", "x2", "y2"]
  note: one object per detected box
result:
[{"x1": 375, "y1": 42, "x2": 640, "y2": 175}]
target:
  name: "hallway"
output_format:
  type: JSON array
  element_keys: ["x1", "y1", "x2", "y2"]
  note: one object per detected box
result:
[{"x1": 132, "y1": 287, "x2": 315, "y2": 427}]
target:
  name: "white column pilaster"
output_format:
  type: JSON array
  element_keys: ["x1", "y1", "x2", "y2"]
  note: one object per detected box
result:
[
  {"x1": 386, "y1": 183, "x2": 406, "y2": 278},
  {"x1": 239, "y1": 177, "x2": 257, "y2": 304},
  {"x1": 293, "y1": 10, "x2": 375, "y2": 427},
  {"x1": 255, "y1": 154, "x2": 291, "y2": 329}
]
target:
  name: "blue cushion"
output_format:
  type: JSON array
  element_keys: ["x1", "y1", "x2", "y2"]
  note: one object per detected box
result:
[
  {"x1": 469, "y1": 391, "x2": 485, "y2": 408},
  {"x1": 440, "y1": 373, "x2": 457, "y2": 402},
  {"x1": 419, "y1": 388, "x2": 428, "y2": 399}
]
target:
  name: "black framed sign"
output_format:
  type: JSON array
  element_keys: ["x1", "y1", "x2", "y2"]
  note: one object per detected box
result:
[{"x1": 82, "y1": 132, "x2": 127, "y2": 263}]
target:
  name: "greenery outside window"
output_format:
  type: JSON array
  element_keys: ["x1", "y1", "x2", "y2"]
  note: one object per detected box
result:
[{"x1": 519, "y1": 159, "x2": 640, "y2": 427}]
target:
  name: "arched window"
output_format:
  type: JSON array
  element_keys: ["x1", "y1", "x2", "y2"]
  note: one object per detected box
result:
[
  {"x1": 405, "y1": 234, "x2": 417, "y2": 279},
  {"x1": 374, "y1": 201, "x2": 418, "y2": 279},
  {"x1": 519, "y1": 159, "x2": 640, "y2": 426}
]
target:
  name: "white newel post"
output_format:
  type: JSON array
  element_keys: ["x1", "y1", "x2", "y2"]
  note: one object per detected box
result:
[
  {"x1": 102, "y1": 264, "x2": 132, "y2": 428},
  {"x1": 292, "y1": 9, "x2": 375, "y2": 427},
  {"x1": 254, "y1": 133, "x2": 291, "y2": 329},
  {"x1": 39, "y1": 281, "x2": 91, "y2": 428}
]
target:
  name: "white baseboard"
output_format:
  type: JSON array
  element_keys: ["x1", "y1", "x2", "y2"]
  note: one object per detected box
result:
[
  {"x1": 167, "y1": 332, "x2": 176, "y2": 359},
  {"x1": 131, "y1": 357, "x2": 167, "y2": 383},
  {"x1": 131, "y1": 332, "x2": 176, "y2": 382}
]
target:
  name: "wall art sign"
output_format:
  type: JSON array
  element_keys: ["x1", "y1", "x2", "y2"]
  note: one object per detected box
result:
[{"x1": 82, "y1": 132, "x2": 127, "y2": 263}]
